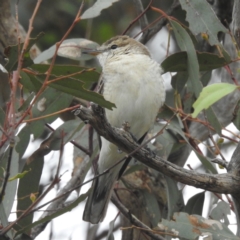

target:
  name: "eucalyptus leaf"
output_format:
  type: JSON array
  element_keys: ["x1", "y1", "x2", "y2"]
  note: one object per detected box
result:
[
  {"x1": 184, "y1": 191, "x2": 205, "y2": 215},
  {"x1": 170, "y1": 20, "x2": 202, "y2": 97},
  {"x1": 232, "y1": 99, "x2": 240, "y2": 130},
  {"x1": 210, "y1": 201, "x2": 230, "y2": 226},
  {"x1": 178, "y1": 0, "x2": 227, "y2": 46},
  {"x1": 107, "y1": 218, "x2": 116, "y2": 240},
  {"x1": 81, "y1": 0, "x2": 120, "y2": 19},
  {"x1": 158, "y1": 212, "x2": 239, "y2": 240},
  {"x1": 165, "y1": 176, "x2": 185, "y2": 220},
  {"x1": 161, "y1": 51, "x2": 230, "y2": 74},
  {"x1": 4, "y1": 32, "x2": 44, "y2": 71},
  {"x1": 17, "y1": 155, "x2": 44, "y2": 232},
  {"x1": 142, "y1": 190, "x2": 161, "y2": 226},
  {"x1": 28, "y1": 73, "x2": 114, "y2": 109},
  {"x1": 192, "y1": 83, "x2": 238, "y2": 118}
]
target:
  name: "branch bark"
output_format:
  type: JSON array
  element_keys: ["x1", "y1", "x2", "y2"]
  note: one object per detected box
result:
[{"x1": 76, "y1": 104, "x2": 240, "y2": 194}]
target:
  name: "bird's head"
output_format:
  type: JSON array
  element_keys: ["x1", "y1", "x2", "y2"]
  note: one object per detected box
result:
[{"x1": 82, "y1": 35, "x2": 150, "y2": 66}]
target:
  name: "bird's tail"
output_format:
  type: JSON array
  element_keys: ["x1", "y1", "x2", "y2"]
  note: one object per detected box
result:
[{"x1": 83, "y1": 171, "x2": 117, "y2": 224}]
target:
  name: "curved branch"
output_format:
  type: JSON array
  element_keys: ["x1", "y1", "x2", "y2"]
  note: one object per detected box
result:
[{"x1": 76, "y1": 104, "x2": 240, "y2": 194}]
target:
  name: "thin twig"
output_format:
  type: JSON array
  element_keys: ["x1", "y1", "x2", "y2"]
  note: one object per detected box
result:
[
  {"x1": 15, "y1": 2, "x2": 84, "y2": 129},
  {"x1": 122, "y1": 0, "x2": 153, "y2": 35},
  {"x1": 141, "y1": 0, "x2": 180, "y2": 44},
  {"x1": 132, "y1": 0, "x2": 149, "y2": 30}
]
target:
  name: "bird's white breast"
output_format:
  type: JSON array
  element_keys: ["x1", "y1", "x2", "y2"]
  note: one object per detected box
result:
[{"x1": 102, "y1": 53, "x2": 165, "y2": 140}]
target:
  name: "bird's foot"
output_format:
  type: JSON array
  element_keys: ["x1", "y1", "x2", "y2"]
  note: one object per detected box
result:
[
  {"x1": 122, "y1": 121, "x2": 131, "y2": 132},
  {"x1": 121, "y1": 122, "x2": 138, "y2": 143},
  {"x1": 90, "y1": 102, "x2": 104, "y2": 116},
  {"x1": 145, "y1": 147, "x2": 156, "y2": 158}
]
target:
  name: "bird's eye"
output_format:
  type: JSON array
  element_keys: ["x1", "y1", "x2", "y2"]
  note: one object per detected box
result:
[{"x1": 110, "y1": 44, "x2": 118, "y2": 49}]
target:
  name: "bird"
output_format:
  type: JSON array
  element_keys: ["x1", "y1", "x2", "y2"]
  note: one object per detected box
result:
[{"x1": 82, "y1": 35, "x2": 165, "y2": 224}]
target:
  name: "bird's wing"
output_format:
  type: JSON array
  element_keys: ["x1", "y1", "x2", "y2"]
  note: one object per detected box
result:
[{"x1": 117, "y1": 131, "x2": 148, "y2": 179}]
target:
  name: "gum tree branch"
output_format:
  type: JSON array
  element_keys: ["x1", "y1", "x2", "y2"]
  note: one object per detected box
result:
[{"x1": 76, "y1": 104, "x2": 240, "y2": 194}]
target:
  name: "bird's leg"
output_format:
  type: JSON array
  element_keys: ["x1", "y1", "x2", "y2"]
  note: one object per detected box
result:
[
  {"x1": 122, "y1": 121, "x2": 131, "y2": 132},
  {"x1": 121, "y1": 121, "x2": 139, "y2": 143},
  {"x1": 145, "y1": 146, "x2": 156, "y2": 158}
]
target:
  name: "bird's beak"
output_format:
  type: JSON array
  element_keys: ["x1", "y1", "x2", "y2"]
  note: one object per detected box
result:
[{"x1": 81, "y1": 48, "x2": 102, "y2": 56}]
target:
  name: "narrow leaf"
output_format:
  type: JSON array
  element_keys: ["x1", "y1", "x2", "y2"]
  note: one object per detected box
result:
[
  {"x1": 161, "y1": 51, "x2": 230, "y2": 73},
  {"x1": 170, "y1": 20, "x2": 202, "y2": 97},
  {"x1": 17, "y1": 156, "x2": 44, "y2": 231},
  {"x1": 142, "y1": 190, "x2": 161, "y2": 226},
  {"x1": 192, "y1": 83, "x2": 238, "y2": 118},
  {"x1": 233, "y1": 99, "x2": 240, "y2": 130},
  {"x1": 30, "y1": 74, "x2": 115, "y2": 109},
  {"x1": 4, "y1": 33, "x2": 44, "y2": 71},
  {"x1": 81, "y1": 0, "x2": 120, "y2": 19},
  {"x1": 158, "y1": 212, "x2": 239, "y2": 240},
  {"x1": 184, "y1": 191, "x2": 205, "y2": 215},
  {"x1": 178, "y1": 0, "x2": 227, "y2": 46}
]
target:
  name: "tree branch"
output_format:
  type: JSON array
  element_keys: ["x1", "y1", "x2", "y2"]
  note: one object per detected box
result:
[
  {"x1": 111, "y1": 194, "x2": 166, "y2": 240},
  {"x1": 76, "y1": 104, "x2": 240, "y2": 194}
]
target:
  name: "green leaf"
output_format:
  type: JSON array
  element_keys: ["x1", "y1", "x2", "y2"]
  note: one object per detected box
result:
[
  {"x1": 30, "y1": 64, "x2": 100, "y2": 86},
  {"x1": 232, "y1": 99, "x2": 240, "y2": 130},
  {"x1": 0, "y1": 146, "x2": 19, "y2": 218},
  {"x1": 161, "y1": 51, "x2": 230, "y2": 73},
  {"x1": 17, "y1": 156, "x2": 44, "y2": 232},
  {"x1": 184, "y1": 191, "x2": 205, "y2": 215},
  {"x1": 142, "y1": 190, "x2": 161, "y2": 227},
  {"x1": 31, "y1": 87, "x2": 73, "y2": 123},
  {"x1": 4, "y1": 32, "x2": 44, "y2": 71},
  {"x1": 29, "y1": 73, "x2": 115, "y2": 109},
  {"x1": 18, "y1": 92, "x2": 35, "y2": 112},
  {"x1": 0, "y1": 107, "x2": 5, "y2": 127},
  {"x1": 107, "y1": 218, "x2": 117, "y2": 240},
  {"x1": 20, "y1": 71, "x2": 42, "y2": 93},
  {"x1": 205, "y1": 108, "x2": 222, "y2": 135},
  {"x1": 192, "y1": 83, "x2": 238, "y2": 118},
  {"x1": 15, "y1": 125, "x2": 31, "y2": 158},
  {"x1": 0, "y1": 203, "x2": 14, "y2": 239},
  {"x1": 170, "y1": 20, "x2": 202, "y2": 97},
  {"x1": 8, "y1": 169, "x2": 31, "y2": 181},
  {"x1": 178, "y1": 0, "x2": 227, "y2": 46},
  {"x1": 158, "y1": 212, "x2": 239, "y2": 240},
  {"x1": 210, "y1": 201, "x2": 230, "y2": 226},
  {"x1": 81, "y1": 0, "x2": 120, "y2": 19},
  {"x1": 195, "y1": 152, "x2": 217, "y2": 174},
  {"x1": 171, "y1": 72, "x2": 188, "y2": 93},
  {"x1": 165, "y1": 176, "x2": 185, "y2": 220}
]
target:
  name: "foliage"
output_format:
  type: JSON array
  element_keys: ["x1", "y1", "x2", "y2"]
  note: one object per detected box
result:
[{"x1": 0, "y1": 0, "x2": 239, "y2": 239}]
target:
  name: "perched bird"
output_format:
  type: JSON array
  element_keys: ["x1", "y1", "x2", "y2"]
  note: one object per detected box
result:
[{"x1": 82, "y1": 35, "x2": 165, "y2": 224}]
